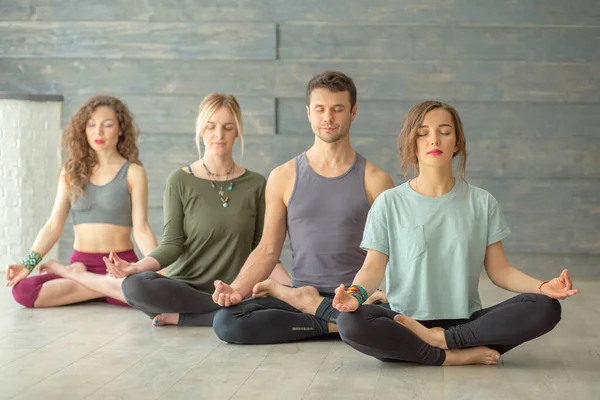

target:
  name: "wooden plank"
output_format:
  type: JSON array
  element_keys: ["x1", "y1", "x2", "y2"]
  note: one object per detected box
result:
[
  {"x1": 472, "y1": 179, "x2": 600, "y2": 254},
  {"x1": 139, "y1": 134, "x2": 600, "y2": 208},
  {"x1": 28, "y1": 0, "x2": 275, "y2": 22},
  {"x1": 262, "y1": 134, "x2": 600, "y2": 179},
  {"x1": 0, "y1": 22, "x2": 276, "y2": 60},
  {"x1": 462, "y1": 178, "x2": 600, "y2": 215},
  {"x1": 463, "y1": 138, "x2": 600, "y2": 179},
  {"x1": 12, "y1": 0, "x2": 599, "y2": 26},
  {"x1": 4, "y1": 58, "x2": 599, "y2": 104},
  {"x1": 505, "y1": 253, "x2": 600, "y2": 281},
  {"x1": 0, "y1": 2, "x2": 31, "y2": 20},
  {"x1": 0, "y1": 59, "x2": 275, "y2": 96},
  {"x1": 62, "y1": 95, "x2": 275, "y2": 135},
  {"x1": 276, "y1": 0, "x2": 600, "y2": 26},
  {"x1": 278, "y1": 99, "x2": 600, "y2": 139},
  {"x1": 503, "y1": 210, "x2": 600, "y2": 254},
  {"x1": 275, "y1": 60, "x2": 600, "y2": 103},
  {"x1": 145, "y1": 133, "x2": 600, "y2": 181},
  {"x1": 279, "y1": 24, "x2": 600, "y2": 62}
]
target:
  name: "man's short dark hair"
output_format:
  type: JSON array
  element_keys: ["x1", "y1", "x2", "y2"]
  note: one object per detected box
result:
[{"x1": 306, "y1": 71, "x2": 357, "y2": 108}]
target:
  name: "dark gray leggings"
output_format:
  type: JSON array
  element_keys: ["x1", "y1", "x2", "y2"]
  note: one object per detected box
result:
[
  {"x1": 337, "y1": 293, "x2": 562, "y2": 366},
  {"x1": 213, "y1": 293, "x2": 340, "y2": 344},
  {"x1": 122, "y1": 272, "x2": 221, "y2": 326}
]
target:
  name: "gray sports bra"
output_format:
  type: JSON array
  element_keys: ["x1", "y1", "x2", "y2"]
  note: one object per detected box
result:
[{"x1": 71, "y1": 161, "x2": 133, "y2": 227}]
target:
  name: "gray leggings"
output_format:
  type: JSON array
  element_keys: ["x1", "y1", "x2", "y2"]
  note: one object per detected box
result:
[
  {"x1": 337, "y1": 293, "x2": 562, "y2": 366},
  {"x1": 122, "y1": 272, "x2": 221, "y2": 326}
]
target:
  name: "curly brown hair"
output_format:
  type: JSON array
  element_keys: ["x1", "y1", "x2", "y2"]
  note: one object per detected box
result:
[
  {"x1": 62, "y1": 95, "x2": 141, "y2": 200},
  {"x1": 398, "y1": 100, "x2": 467, "y2": 180}
]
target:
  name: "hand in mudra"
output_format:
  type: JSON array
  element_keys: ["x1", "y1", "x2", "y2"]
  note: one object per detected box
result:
[
  {"x1": 103, "y1": 252, "x2": 136, "y2": 278},
  {"x1": 212, "y1": 280, "x2": 243, "y2": 307},
  {"x1": 5, "y1": 264, "x2": 31, "y2": 287},
  {"x1": 332, "y1": 284, "x2": 360, "y2": 312},
  {"x1": 541, "y1": 269, "x2": 579, "y2": 300}
]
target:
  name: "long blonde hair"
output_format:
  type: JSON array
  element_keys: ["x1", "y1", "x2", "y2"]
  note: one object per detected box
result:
[
  {"x1": 398, "y1": 100, "x2": 467, "y2": 179},
  {"x1": 195, "y1": 93, "x2": 244, "y2": 158}
]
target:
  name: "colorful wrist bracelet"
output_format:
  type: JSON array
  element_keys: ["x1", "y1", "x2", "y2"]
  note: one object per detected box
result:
[
  {"x1": 346, "y1": 285, "x2": 369, "y2": 306},
  {"x1": 348, "y1": 292, "x2": 364, "y2": 305},
  {"x1": 21, "y1": 250, "x2": 42, "y2": 271},
  {"x1": 538, "y1": 281, "x2": 548, "y2": 294}
]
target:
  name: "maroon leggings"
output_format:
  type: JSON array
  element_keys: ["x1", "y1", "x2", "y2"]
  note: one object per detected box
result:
[{"x1": 12, "y1": 249, "x2": 138, "y2": 308}]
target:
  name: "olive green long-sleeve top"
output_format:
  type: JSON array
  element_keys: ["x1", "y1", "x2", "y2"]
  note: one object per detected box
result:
[{"x1": 149, "y1": 168, "x2": 266, "y2": 291}]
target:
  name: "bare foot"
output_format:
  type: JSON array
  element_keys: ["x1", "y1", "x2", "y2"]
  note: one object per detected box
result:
[
  {"x1": 252, "y1": 279, "x2": 322, "y2": 315},
  {"x1": 365, "y1": 290, "x2": 387, "y2": 304},
  {"x1": 152, "y1": 313, "x2": 179, "y2": 327},
  {"x1": 39, "y1": 261, "x2": 87, "y2": 278},
  {"x1": 251, "y1": 278, "x2": 278, "y2": 298},
  {"x1": 394, "y1": 314, "x2": 448, "y2": 349},
  {"x1": 443, "y1": 346, "x2": 501, "y2": 366}
]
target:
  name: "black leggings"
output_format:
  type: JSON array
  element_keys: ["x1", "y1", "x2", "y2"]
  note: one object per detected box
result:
[
  {"x1": 337, "y1": 293, "x2": 562, "y2": 366},
  {"x1": 213, "y1": 292, "x2": 391, "y2": 344},
  {"x1": 122, "y1": 272, "x2": 221, "y2": 326},
  {"x1": 213, "y1": 293, "x2": 341, "y2": 344}
]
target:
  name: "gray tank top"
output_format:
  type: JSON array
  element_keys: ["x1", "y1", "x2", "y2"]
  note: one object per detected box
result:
[
  {"x1": 287, "y1": 152, "x2": 371, "y2": 293},
  {"x1": 71, "y1": 161, "x2": 133, "y2": 227}
]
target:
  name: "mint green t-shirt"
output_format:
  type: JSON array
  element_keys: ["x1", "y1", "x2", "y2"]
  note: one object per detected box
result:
[{"x1": 361, "y1": 179, "x2": 511, "y2": 320}]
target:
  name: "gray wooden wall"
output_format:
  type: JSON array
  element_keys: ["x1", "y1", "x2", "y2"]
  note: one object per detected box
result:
[{"x1": 2, "y1": 0, "x2": 599, "y2": 278}]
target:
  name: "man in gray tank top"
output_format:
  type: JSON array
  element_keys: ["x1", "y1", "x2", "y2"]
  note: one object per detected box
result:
[{"x1": 211, "y1": 71, "x2": 394, "y2": 344}]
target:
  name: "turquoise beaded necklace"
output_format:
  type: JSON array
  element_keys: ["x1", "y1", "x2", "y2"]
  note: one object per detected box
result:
[{"x1": 202, "y1": 160, "x2": 234, "y2": 208}]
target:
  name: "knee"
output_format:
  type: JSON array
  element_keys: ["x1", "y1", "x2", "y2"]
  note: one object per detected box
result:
[
  {"x1": 536, "y1": 294, "x2": 562, "y2": 328},
  {"x1": 12, "y1": 280, "x2": 37, "y2": 308},
  {"x1": 121, "y1": 272, "x2": 154, "y2": 304},
  {"x1": 212, "y1": 307, "x2": 252, "y2": 344},
  {"x1": 337, "y1": 309, "x2": 367, "y2": 343}
]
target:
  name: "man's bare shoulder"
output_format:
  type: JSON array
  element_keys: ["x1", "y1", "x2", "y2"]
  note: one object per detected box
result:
[
  {"x1": 268, "y1": 158, "x2": 296, "y2": 184},
  {"x1": 364, "y1": 159, "x2": 395, "y2": 203},
  {"x1": 365, "y1": 159, "x2": 393, "y2": 186}
]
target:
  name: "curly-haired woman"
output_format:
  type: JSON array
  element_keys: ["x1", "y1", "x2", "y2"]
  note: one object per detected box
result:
[{"x1": 7, "y1": 95, "x2": 158, "y2": 308}]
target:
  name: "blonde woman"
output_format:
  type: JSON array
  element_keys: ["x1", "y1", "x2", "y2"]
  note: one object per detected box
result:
[
  {"x1": 7, "y1": 96, "x2": 157, "y2": 307},
  {"x1": 43, "y1": 93, "x2": 290, "y2": 326},
  {"x1": 333, "y1": 100, "x2": 578, "y2": 366}
]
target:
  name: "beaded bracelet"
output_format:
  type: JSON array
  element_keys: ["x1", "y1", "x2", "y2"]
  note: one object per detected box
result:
[
  {"x1": 21, "y1": 250, "x2": 42, "y2": 271},
  {"x1": 346, "y1": 284, "x2": 369, "y2": 306}
]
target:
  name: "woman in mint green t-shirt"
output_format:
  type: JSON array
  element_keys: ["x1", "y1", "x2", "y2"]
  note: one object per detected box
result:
[{"x1": 332, "y1": 100, "x2": 579, "y2": 366}]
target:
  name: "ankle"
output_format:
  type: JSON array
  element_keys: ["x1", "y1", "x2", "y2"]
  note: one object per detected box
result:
[
  {"x1": 327, "y1": 322, "x2": 338, "y2": 333},
  {"x1": 436, "y1": 330, "x2": 449, "y2": 349}
]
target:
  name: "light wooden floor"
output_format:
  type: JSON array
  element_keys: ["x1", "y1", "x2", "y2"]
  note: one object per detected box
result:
[{"x1": 1, "y1": 278, "x2": 599, "y2": 400}]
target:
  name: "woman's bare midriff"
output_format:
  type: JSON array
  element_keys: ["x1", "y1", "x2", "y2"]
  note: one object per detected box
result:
[{"x1": 73, "y1": 224, "x2": 135, "y2": 253}]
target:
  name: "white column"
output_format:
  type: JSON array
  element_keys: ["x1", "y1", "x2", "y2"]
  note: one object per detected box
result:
[{"x1": 0, "y1": 95, "x2": 63, "y2": 271}]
